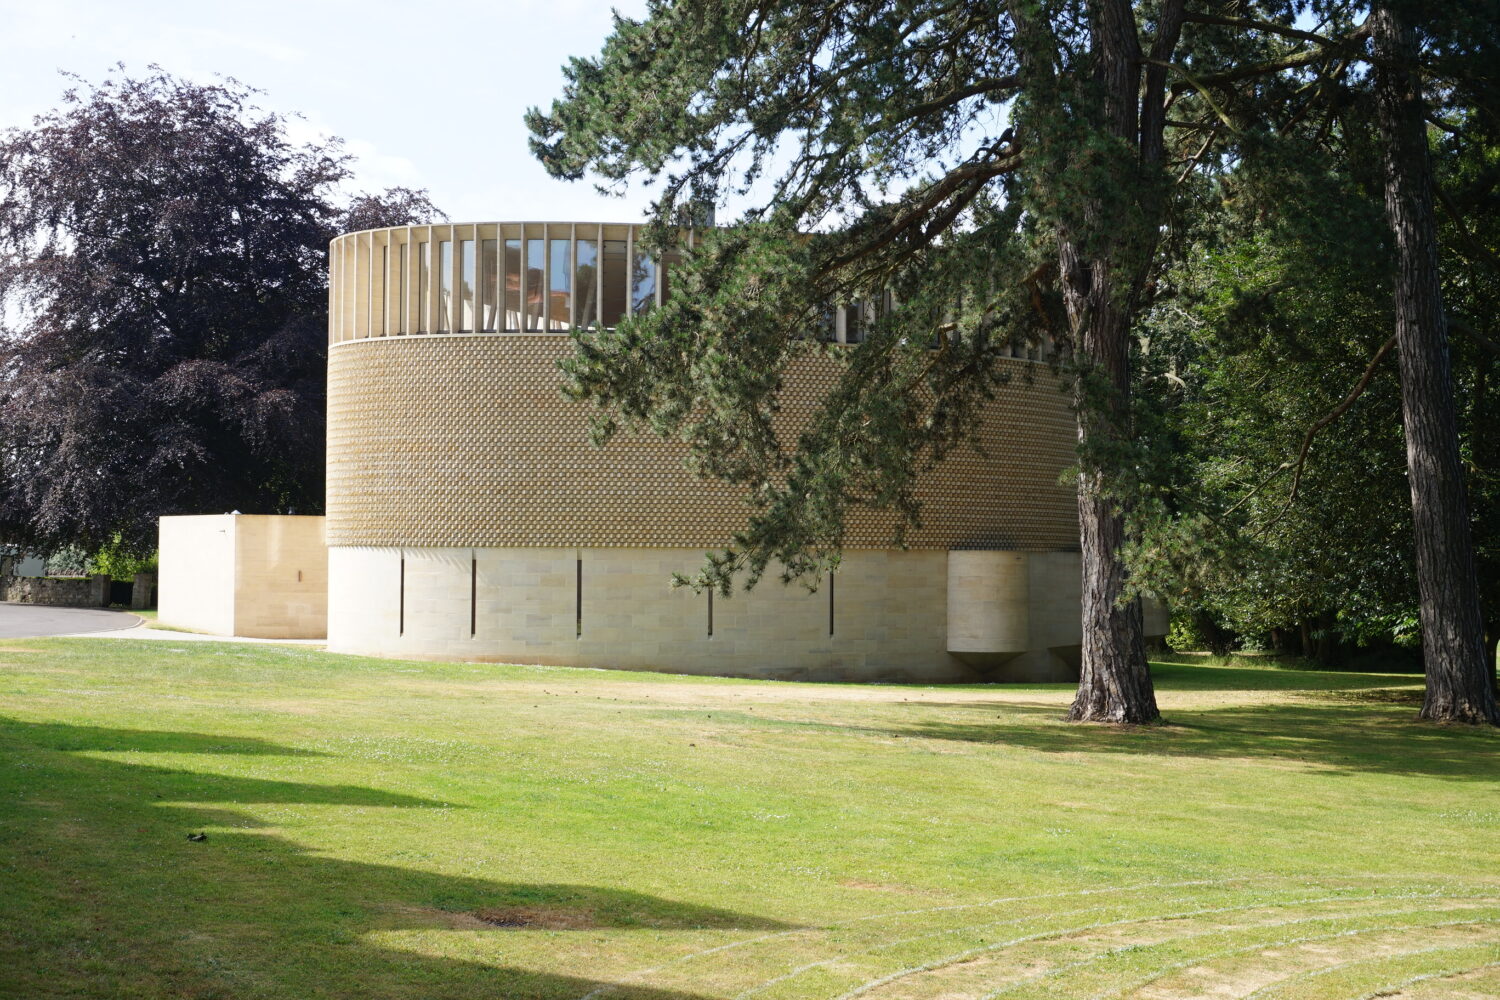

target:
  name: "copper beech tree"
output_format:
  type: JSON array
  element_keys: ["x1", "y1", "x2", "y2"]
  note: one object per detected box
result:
[
  {"x1": 0, "y1": 68, "x2": 441, "y2": 556},
  {"x1": 529, "y1": 1, "x2": 1495, "y2": 723}
]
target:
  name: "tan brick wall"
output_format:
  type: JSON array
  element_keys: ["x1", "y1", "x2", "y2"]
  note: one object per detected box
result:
[
  {"x1": 232, "y1": 516, "x2": 328, "y2": 639},
  {"x1": 326, "y1": 335, "x2": 1078, "y2": 551},
  {"x1": 159, "y1": 514, "x2": 326, "y2": 639}
]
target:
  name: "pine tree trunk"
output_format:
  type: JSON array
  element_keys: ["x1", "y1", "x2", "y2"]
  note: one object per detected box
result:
[
  {"x1": 1372, "y1": 4, "x2": 1499, "y2": 725},
  {"x1": 1072, "y1": 477, "x2": 1156, "y2": 722},
  {"x1": 1055, "y1": 0, "x2": 1180, "y2": 724},
  {"x1": 1065, "y1": 293, "x2": 1159, "y2": 724}
]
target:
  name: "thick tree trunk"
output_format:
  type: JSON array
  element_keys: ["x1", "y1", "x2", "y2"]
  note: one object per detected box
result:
[
  {"x1": 1065, "y1": 295, "x2": 1160, "y2": 723},
  {"x1": 1056, "y1": 0, "x2": 1181, "y2": 724},
  {"x1": 1372, "y1": 5, "x2": 1499, "y2": 724},
  {"x1": 1072, "y1": 476, "x2": 1156, "y2": 722}
]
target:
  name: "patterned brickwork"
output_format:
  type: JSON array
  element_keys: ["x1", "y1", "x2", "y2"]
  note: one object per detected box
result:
[{"x1": 325, "y1": 334, "x2": 1079, "y2": 550}]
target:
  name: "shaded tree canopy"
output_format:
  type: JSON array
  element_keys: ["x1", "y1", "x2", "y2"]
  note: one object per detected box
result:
[
  {"x1": 1124, "y1": 2, "x2": 1499, "y2": 722},
  {"x1": 0, "y1": 67, "x2": 442, "y2": 554}
]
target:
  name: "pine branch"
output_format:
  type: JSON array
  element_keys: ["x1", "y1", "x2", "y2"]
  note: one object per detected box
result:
[
  {"x1": 887, "y1": 75, "x2": 1020, "y2": 127},
  {"x1": 1166, "y1": 20, "x2": 1371, "y2": 93},
  {"x1": 1181, "y1": 11, "x2": 1346, "y2": 48}
]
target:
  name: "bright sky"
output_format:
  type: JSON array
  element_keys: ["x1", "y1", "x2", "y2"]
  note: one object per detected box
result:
[{"x1": 0, "y1": 0, "x2": 661, "y2": 223}]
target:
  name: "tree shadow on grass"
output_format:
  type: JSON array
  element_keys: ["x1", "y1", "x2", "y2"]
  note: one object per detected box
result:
[
  {"x1": 0, "y1": 717, "x2": 785, "y2": 999},
  {"x1": 859, "y1": 699, "x2": 1498, "y2": 781},
  {"x1": 1146, "y1": 661, "x2": 1431, "y2": 693},
  {"x1": 870, "y1": 661, "x2": 1429, "y2": 697},
  {"x1": 781, "y1": 664, "x2": 1491, "y2": 781},
  {"x1": 11, "y1": 717, "x2": 332, "y2": 755}
]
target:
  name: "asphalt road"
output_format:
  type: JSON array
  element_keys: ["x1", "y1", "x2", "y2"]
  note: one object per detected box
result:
[{"x1": 0, "y1": 603, "x2": 141, "y2": 639}]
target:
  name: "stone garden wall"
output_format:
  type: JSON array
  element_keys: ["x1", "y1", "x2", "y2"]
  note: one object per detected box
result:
[{"x1": 1, "y1": 574, "x2": 111, "y2": 607}]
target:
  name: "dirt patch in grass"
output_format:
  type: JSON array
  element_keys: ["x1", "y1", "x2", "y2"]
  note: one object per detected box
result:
[
  {"x1": 0, "y1": 646, "x2": 40, "y2": 653},
  {"x1": 411, "y1": 905, "x2": 602, "y2": 931},
  {"x1": 471, "y1": 906, "x2": 598, "y2": 930}
]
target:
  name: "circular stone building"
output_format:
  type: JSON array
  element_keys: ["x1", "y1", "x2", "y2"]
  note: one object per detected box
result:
[{"x1": 324, "y1": 221, "x2": 1162, "y2": 683}]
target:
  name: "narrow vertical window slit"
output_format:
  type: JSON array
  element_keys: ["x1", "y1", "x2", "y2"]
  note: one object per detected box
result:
[
  {"x1": 470, "y1": 555, "x2": 477, "y2": 637},
  {"x1": 828, "y1": 572, "x2": 835, "y2": 636},
  {"x1": 575, "y1": 558, "x2": 583, "y2": 638},
  {"x1": 399, "y1": 556, "x2": 406, "y2": 637}
]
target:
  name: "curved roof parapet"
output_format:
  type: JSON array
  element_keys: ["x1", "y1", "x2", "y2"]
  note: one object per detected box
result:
[{"x1": 327, "y1": 221, "x2": 1050, "y2": 361}]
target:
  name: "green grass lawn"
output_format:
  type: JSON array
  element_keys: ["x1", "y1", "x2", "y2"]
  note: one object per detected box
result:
[{"x1": 1, "y1": 639, "x2": 1497, "y2": 999}]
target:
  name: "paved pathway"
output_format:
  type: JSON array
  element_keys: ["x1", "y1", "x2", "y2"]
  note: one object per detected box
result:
[
  {"x1": 0, "y1": 603, "x2": 141, "y2": 639},
  {"x1": 0, "y1": 602, "x2": 322, "y2": 645},
  {"x1": 74, "y1": 624, "x2": 323, "y2": 645}
]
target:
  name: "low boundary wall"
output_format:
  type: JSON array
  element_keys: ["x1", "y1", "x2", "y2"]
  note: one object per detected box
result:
[{"x1": 2, "y1": 574, "x2": 111, "y2": 608}]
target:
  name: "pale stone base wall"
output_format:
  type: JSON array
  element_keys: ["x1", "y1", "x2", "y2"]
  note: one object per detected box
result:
[
  {"x1": 158, "y1": 516, "x2": 237, "y2": 634},
  {"x1": 327, "y1": 545, "x2": 1132, "y2": 683},
  {"x1": 158, "y1": 514, "x2": 327, "y2": 639}
]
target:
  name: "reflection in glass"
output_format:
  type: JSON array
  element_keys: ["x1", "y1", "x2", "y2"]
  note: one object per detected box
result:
[
  {"x1": 842, "y1": 301, "x2": 863, "y2": 344},
  {"x1": 660, "y1": 252, "x2": 681, "y2": 304},
  {"x1": 549, "y1": 238, "x2": 571, "y2": 329},
  {"x1": 816, "y1": 301, "x2": 836, "y2": 341},
  {"x1": 525, "y1": 239, "x2": 545, "y2": 330},
  {"x1": 459, "y1": 239, "x2": 475, "y2": 332},
  {"x1": 575, "y1": 238, "x2": 598, "y2": 328},
  {"x1": 632, "y1": 250, "x2": 656, "y2": 316},
  {"x1": 417, "y1": 241, "x2": 430, "y2": 333},
  {"x1": 437, "y1": 241, "x2": 452, "y2": 333},
  {"x1": 396, "y1": 243, "x2": 407, "y2": 334},
  {"x1": 504, "y1": 238, "x2": 521, "y2": 331},
  {"x1": 481, "y1": 239, "x2": 498, "y2": 331},
  {"x1": 601, "y1": 239, "x2": 627, "y2": 327}
]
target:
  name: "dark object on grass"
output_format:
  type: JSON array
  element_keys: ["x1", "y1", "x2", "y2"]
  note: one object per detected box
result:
[{"x1": 187, "y1": 832, "x2": 207, "y2": 842}]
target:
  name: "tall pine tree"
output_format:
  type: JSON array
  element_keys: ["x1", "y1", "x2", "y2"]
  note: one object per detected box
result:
[{"x1": 529, "y1": 1, "x2": 1482, "y2": 722}]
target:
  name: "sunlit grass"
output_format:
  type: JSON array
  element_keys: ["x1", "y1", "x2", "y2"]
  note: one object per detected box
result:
[{"x1": 0, "y1": 638, "x2": 1495, "y2": 998}]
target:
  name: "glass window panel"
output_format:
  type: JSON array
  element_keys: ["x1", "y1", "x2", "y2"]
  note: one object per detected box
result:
[
  {"x1": 574, "y1": 238, "x2": 598, "y2": 329},
  {"x1": 377, "y1": 246, "x2": 387, "y2": 335},
  {"x1": 525, "y1": 238, "x2": 545, "y2": 331},
  {"x1": 437, "y1": 241, "x2": 452, "y2": 333},
  {"x1": 549, "y1": 238, "x2": 571, "y2": 330},
  {"x1": 631, "y1": 249, "x2": 656, "y2": 316},
  {"x1": 459, "y1": 239, "x2": 475, "y2": 332},
  {"x1": 396, "y1": 244, "x2": 407, "y2": 334},
  {"x1": 361, "y1": 241, "x2": 372, "y2": 337},
  {"x1": 842, "y1": 302, "x2": 863, "y2": 344},
  {"x1": 816, "y1": 301, "x2": 836, "y2": 342},
  {"x1": 660, "y1": 252, "x2": 681, "y2": 304},
  {"x1": 481, "y1": 239, "x2": 499, "y2": 331},
  {"x1": 417, "y1": 242, "x2": 430, "y2": 333},
  {"x1": 601, "y1": 239, "x2": 627, "y2": 327},
  {"x1": 504, "y1": 238, "x2": 521, "y2": 331}
]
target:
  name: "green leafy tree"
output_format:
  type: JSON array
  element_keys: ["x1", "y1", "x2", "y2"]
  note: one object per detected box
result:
[{"x1": 1126, "y1": 2, "x2": 1498, "y2": 721}]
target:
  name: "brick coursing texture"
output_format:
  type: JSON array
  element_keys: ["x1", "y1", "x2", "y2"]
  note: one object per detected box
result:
[{"x1": 326, "y1": 336, "x2": 1079, "y2": 551}]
